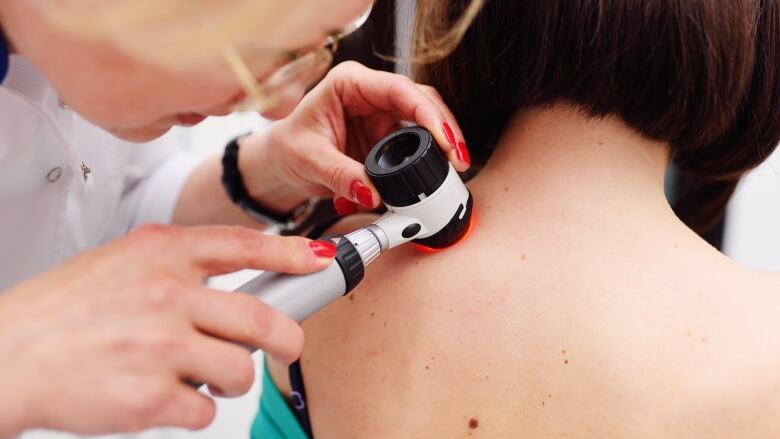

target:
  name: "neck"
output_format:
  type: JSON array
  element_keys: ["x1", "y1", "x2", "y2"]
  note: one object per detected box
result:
[
  {"x1": 470, "y1": 105, "x2": 675, "y2": 229},
  {"x1": 0, "y1": 2, "x2": 16, "y2": 54}
]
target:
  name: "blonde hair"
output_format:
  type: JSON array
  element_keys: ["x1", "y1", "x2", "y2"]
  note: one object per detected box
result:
[
  {"x1": 44, "y1": 0, "x2": 484, "y2": 68},
  {"x1": 39, "y1": 0, "x2": 287, "y2": 67},
  {"x1": 412, "y1": 0, "x2": 484, "y2": 64}
]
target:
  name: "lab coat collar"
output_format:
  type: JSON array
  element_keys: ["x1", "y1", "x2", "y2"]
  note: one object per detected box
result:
[{"x1": 2, "y1": 55, "x2": 91, "y2": 193}]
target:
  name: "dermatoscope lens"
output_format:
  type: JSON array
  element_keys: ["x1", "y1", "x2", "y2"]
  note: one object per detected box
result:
[{"x1": 375, "y1": 132, "x2": 420, "y2": 169}]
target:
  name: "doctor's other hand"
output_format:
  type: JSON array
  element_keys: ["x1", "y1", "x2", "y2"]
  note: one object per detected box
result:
[
  {"x1": 0, "y1": 225, "x2": 334, "y2": 437},
  {"x1": 238, "y1": 61, "x2": 471, "y2": 215}
]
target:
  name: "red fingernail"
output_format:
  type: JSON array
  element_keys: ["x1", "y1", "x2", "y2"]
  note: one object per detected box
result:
[
  {"x1": 333, "y1": 197, "x2": 358, "y2": 216},
  {"x1": 456, "y1": 141, "x2": 471, "y2": 166},
  {"x1": 309, "y1": 240, "x2": 337, "y2": 258},
  {"x1": 351, "y1": 180, "x2": 374, "y2": 208},
  {"x1": 442, "y1": 122, "x2": 456, "y2": 148}
]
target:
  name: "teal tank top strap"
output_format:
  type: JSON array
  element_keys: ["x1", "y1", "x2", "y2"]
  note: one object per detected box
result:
[{"x1": 251, "y1": 360, "x2": 309, "y2": 439}]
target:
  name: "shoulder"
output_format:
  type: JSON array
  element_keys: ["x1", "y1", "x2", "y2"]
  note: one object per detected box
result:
[{"x1": 633, "y1": 266, "x2": 780, "y2": 435}]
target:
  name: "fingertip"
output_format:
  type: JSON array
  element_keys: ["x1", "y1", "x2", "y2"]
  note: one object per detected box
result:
[
  {"x1": 456, "y1": 141, "x2": 472, "y2": 168},
  {"x1": 442, "y1": 122, "x2": 457, "y2": 149},
  {"x1": 308, "y1": 240, "x2": 338, "y2": 259},
  {"x1": 334, "y1": 197, "x2": 359, "y2": 216},
  {"x1": 350, "y1": 179, "x2": 377, "y2": 209},
  {"x1": 438, "y1": 124, "x2": 471, "y2": 170},
  {"x1": 269, "y1": 318, "x2": 304, "y2": 365},
  {"x1": 176, "y1": 390, "x2": 216, "y2": 431},
  {"x1": 187, "y1": 397, "x2": 216, "y2": 430},
  {"x1": 207, "y1": 384, "x2": 226, "y2": 398}
]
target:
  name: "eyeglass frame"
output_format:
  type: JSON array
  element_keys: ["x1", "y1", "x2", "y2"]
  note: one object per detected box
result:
[{"x1": 223, "y1": 4, "x2": 374, "y2": 114}]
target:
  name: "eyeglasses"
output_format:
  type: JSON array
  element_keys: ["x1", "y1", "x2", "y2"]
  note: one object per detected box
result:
[{"x1": 224, "y1": 5, "x2": 374, "y2": 114}]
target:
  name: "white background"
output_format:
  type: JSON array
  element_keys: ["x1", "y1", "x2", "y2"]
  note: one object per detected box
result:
[{"x1": 724, "y1": 150, "x2": 780, "y2": 271}]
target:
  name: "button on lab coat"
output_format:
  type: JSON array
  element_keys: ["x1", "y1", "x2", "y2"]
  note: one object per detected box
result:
[{"x1": 0, "y1": 55, "x2": 205, "y2": 291}]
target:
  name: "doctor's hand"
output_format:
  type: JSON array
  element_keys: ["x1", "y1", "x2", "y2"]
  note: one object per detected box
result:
[
  {"x1": 0, "y1": 225, "x2": 334, "y2": 436},
  {"x1": 237, "y1": 61, "x2": 471, "y2": 215}
]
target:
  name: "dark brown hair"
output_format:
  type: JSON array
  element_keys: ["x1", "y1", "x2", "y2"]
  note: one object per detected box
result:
[{"x1": 414, "y1": 0, "x2": 780, "y2": 234}]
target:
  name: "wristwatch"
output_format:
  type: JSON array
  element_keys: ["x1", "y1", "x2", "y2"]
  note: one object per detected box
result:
[{"x1": 221, "y1": 134, "x2": 320, "y2": 233}]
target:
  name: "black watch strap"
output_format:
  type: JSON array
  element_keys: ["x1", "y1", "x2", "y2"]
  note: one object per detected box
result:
[{"x1": 221, "y1": 134, "x2": 295, "y2": 225}]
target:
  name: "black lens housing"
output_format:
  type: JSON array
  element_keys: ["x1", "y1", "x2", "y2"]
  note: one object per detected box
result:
[{"x1": 365, "y1": 127, "x2": 449, "y2": 208}]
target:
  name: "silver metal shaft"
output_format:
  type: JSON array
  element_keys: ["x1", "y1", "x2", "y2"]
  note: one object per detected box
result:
[{"x1": 235, "y1": 226, "x2": 387, "y2": 323}]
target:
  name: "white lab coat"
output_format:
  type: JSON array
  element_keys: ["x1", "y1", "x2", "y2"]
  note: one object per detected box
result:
[{"x1": 0, "y1": 55, "x2": 205, "y2": 291}]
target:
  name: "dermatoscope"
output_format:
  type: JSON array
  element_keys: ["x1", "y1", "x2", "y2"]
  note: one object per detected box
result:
[{"x1": 236, "y1": 126, "x2": 474, "y2": 323}]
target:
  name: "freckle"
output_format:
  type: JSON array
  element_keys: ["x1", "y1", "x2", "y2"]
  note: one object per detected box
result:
[
  {"x1": 450, "y1": 309, "x2": 454, "y2": 313},
  {"x1": 469, "y1": 418, "x2": 479, "y2": 429},
  {"x1": 370, "y1": 312, "x2": 375, "y2": 318},
  {"x1": 383, "y1": 321, "x2": 387, "y2": 327},
  {"x1": 564, "y1": 360, "x2": 569, "y2": 365},
  {"x1": 687, "y1": 331, "x2": 692, "y2": 336},
  {"x1": 425, "y1": 365, "x2": 430, "y2": 370},
  {"x1": 598, "y1": 141, "x2": 603, "y2": 146},
  {"x1": 548, "y1": 394, "x2": 552, "y2": 398},
  {"x1": 431, "y1": 356, "x2": 436, "y2": 360},
  {"x1": 701, "y1": 337, "x2": 707, "y2": 343},
  {"x1": 542, "y1": 401, "x2": 545, "y2": 406},
  {"x1": 349, "y1": 295, "x2": 354, "y2": 301},
  {"x1": 504, "y1": 186, "x2": 509, "y2": 192},
  {"x1": 561, "y1": 350, "x2": 566, "y2": 354},
  {"x1": 521, "y1": 254, "x2": 527, "y2": 260}
]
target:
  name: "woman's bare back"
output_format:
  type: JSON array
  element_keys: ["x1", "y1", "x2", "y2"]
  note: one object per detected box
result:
[{"x1": 269, "y1": 108, "x2": 780, "y2": 438}]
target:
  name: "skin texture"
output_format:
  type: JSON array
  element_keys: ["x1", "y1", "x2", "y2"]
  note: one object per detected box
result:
[
  {"x1": 0, "y1": 1, "x2": 470, "y2": 435},
  {"x1": 269, "y1": 105, "x2": 780, "y2": 438}
]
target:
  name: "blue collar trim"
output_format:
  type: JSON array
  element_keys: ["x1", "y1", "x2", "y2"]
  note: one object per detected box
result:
[{"x1": 0, "y1": 30, "x2": 8, "y2": 84}]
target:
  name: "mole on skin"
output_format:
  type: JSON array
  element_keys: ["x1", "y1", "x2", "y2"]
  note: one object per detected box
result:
[{"x1": 469, "y1": 418, "x2": 479, "y2": 429}]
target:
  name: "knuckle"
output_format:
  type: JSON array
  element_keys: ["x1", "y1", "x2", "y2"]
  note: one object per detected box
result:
[
  {"x1": 148, "y1": 332, "x2": 186, "y2": 356},
  {"x1": 130, "y1": 224, "x2": 172, "y2": 243},
  {"x1": 323, "y1": 161, "x2": 347, "y2": 194},
  {"x1": 141, "y1": 274, "x2": 183, "y2": 309},
  {"x1": 277, "y1": 238, "x2": 303, "y2": 273},
  {"x1": 421, "y1": 84, "x2": 442, "y2": 99},
  {"x1": 231, "y1": 226, "x2": 266, "y2": 259},
  {"x1": 332, "y1": 60, "x2": 361, "y2": 75},
  {"x1": 246, "y1": 300, "x2": 274, "y2": 343},
  {"x1": 126, "y1": 383, "x2": 173, "y2": 427},
  {"x1": 111, "y1": 328, "x2": 185, "y2": 359},
  {"x1": 224, "y1": 228, "x2": 271, "y2": 271},
  {"x1": 394, "y1": 73, "x2": 415, "y2": 88}
]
